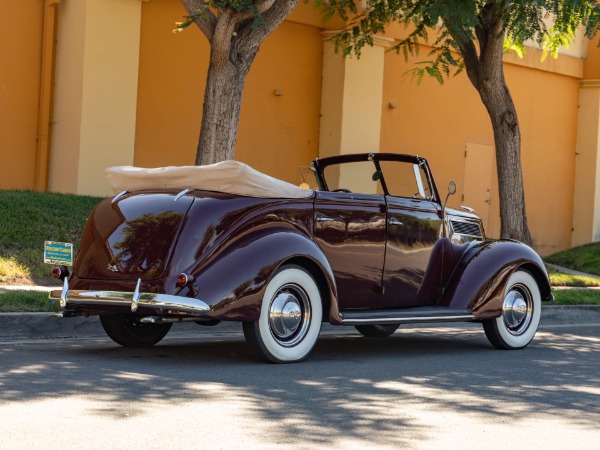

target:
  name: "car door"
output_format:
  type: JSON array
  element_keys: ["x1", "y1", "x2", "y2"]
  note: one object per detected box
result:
[
  {"x1": 378, "y1": 160, "x2": 444, "y2": 308},
  {"x1": 312, "y1": 160, "x2": 387, "y2": 310}
]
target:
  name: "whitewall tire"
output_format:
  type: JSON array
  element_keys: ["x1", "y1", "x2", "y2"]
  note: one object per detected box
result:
[
  {"x1": 243, "y1": 265, "x2": 322, "y2": 363},
  {"x1": 483, "y1": 270, "x2": 542, "y2": 350}
]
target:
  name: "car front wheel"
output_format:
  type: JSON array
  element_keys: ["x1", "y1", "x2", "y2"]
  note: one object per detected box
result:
[
  {"x1": 243, "y1": 265, "x2": 322, "y2": 363},
  {"x1": 483, "y1": 270, "x2": 541, "y2": 350},
  {"x1": 100, "y1": 314, "x2": 172, "y2": 347}
]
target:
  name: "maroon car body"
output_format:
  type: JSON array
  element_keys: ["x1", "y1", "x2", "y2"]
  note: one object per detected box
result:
[{"x1": 51, "y1": 153, "x2": 552, "y2": 363}]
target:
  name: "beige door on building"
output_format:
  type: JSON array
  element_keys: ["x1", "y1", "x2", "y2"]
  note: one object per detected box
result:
[{"x1": 463, "y1": 143, "x2": 495, "y2": 237}]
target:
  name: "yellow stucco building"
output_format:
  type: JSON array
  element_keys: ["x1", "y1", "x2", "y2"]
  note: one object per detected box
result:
[{"x1": 3, "y1": 0, "x2": 600, "y2": 256}]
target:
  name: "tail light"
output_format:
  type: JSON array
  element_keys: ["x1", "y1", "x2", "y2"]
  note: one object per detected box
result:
[
  {"x1": 52, "y1": 266, "x2": 69, "y2": 280},
  {"x1": 177, "y1": 273, "x2": 193, "y2": 287}
]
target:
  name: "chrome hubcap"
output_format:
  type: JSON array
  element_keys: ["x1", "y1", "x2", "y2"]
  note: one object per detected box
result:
[
  {"x1": 502, "y1": 283, "x2": 533, "y2": 336},
  {"x1": 268, "y1": 283, "x2": 310, "y2": 347}
]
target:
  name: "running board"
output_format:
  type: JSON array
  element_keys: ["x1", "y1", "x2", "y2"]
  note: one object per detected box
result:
[{"x1": 340, "y1": 307, "x2": 474, "y2": 325}]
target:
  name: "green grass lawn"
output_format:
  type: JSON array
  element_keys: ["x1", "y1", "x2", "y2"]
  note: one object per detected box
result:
[
  {"x1": 0, "y1": 290, "x2": 61, "y2": 313},
  {"x1": 545, "y1": 242, "x2": 600, "y2": 276},
  {"x1": 548, "y1": 271, "x2": 600, "y2": 287},
  {"x1": 0, "y1": 189, "x2": 102, "y2": 285},
  {"x1": 551, "y1": 289, "x2": 600, "y2": 305}
]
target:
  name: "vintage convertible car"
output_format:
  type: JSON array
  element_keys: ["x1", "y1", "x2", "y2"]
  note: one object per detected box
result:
[{"x1": 50, "y1": 153, "x2": 552, "y2": 363}]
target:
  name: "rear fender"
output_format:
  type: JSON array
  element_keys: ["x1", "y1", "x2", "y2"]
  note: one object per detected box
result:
[
  {"x1": 188, "y1": 228, "x2": 338, "y2": 323},
  {"x1": 440, "y1": 240, "x2": 551, "y2": 320}
]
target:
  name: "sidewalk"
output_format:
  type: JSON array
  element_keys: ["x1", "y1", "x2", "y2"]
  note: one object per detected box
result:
[{"x1": 545, "y1": 262, "x2": 600, "y2": 281}]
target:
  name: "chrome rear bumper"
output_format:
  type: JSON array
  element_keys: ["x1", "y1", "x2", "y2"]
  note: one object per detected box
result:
[{"x1": 50, "y1": 278, "x2": 211, "y2": 315}]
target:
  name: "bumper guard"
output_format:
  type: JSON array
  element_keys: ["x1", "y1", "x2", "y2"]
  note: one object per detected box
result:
[{"x1": 50, "y1": 278, "x2": 211, "y2": 315}]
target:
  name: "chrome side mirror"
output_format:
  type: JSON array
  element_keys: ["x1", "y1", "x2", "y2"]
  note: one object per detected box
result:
[
  {"x1": 442, "y1": 181, "x2": 457, "y2": 238},
  {"x1": 448, "y1": 181, "x2": 457, "y2": 196}
]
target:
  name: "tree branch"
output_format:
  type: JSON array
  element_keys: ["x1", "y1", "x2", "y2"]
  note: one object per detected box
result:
[
  {"x1": 181, "y1": 0, "x2": 217, "y2": 40},
  {"x1": 256, "y1": 0, "x2": 277, "y2": 15},
  {"x1": 480, "y1": 18, "x2": 505, "y2": 73},
  {"x1": 443, "y1": 20, "x2": 480, "y2": 90},
  {"x1": 236, "y1": 0, "x2": 298, "y2": 48},
  {"x1": 214, "y1": 0, "x2": 279, "y2": 27},
  {"x1": 457, "y1": 38, "x2": 481, "y2": 90}
]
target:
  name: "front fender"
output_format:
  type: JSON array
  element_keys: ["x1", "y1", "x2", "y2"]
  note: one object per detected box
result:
[
  {"x1": 440, "y1": 240, "x2": 551, "y2": 320},
  {"x1": 189, "y1": 228, "x2": 338, "y2": 322}
]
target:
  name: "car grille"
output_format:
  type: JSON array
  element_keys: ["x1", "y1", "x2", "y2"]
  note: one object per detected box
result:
[{"x1": 450, "y1": 220, "x2": 482, "y2": 238}]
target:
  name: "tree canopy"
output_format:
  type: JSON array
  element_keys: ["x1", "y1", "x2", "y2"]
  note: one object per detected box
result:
[{"x1": 317, "y1": 0, "x2": 600, "y2": 82}]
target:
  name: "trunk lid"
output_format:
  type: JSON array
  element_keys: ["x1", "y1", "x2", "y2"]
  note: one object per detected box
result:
[{"x1": 74, "y1": 191, "x2": 194, "y2": 281}]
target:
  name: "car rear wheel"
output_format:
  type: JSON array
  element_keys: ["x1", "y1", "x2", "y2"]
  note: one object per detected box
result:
[
  {"x1": 483, "y1": 270, "x2": 541, "y2": 350},
  {"x1": 243, "y1": 265, "x2": 322, "y2": 363},
  {"x1": 100, "y1": 314, "x2": 172, "y2": 347},
  {"x1": 355, "y1": 324, "x2": 400, "y2": 337}
]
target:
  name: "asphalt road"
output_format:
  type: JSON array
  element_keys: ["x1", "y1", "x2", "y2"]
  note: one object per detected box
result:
[{"x1": 0, "y1": 322, "x2": 598, "y2": 449}]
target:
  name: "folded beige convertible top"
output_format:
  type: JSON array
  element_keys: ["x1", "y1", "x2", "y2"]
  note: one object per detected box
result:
[{"x1": 105, "y1": 160, "x2": 314, "y2": 199}]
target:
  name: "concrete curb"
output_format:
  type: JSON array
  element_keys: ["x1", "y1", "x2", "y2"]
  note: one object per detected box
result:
[{"x1": 1, "y1": 305, "x2": 598, "y2": 341}]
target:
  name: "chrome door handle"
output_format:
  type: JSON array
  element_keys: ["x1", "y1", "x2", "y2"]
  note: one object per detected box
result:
[
  {"x1": 316, "y1": 217, "x2": 334, "y2": 222},
  {"x1": 388, "y1": 218, "x2": 403, "y2": 226}
]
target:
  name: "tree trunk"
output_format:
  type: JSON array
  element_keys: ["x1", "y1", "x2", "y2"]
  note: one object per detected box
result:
[
  {"x1": 196, "y1": 43, "x2": 256, "y2": 165},
  {"x1": 457, "y1": 15, "x2": 533, "y2": 246},
  {"x1": 478, "y1": 77, "x2": 533, "y2": 245},
  {"x1": 181, "y1": 0, "x2": 298, "y2": 166}
]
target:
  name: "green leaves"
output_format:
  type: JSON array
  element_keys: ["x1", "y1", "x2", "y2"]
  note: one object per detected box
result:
[
  {"x1": 315, "y1": 0, "x2": 600, "y2": 83},
  {"x1": 173, "y1": 5, "x2": 212, "y2": 34},
  {"x1": 541, "y1": 24, "x2": 574, "y2": 61},
  {"x1": 504, "y1": 34, "x2": 525, "y2": 57}
]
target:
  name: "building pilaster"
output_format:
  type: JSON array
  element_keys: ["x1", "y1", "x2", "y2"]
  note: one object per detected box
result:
[
  {"x1": 572, "y1": 79, "x2": 600, "y2": 245},
  {"x1": 49, "y1": 0, "x2": 142, "y2": 196},
  {"x1": 319, "y1": 33, "x2": 393, "y2": 159}
]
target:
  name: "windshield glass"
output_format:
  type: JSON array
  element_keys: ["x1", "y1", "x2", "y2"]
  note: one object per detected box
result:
[
  {"x1": 378, "y1": 161, "x2": 431, "y2": 199},
  {"x1": 322, "y1": 161, "x2": 383, "y2": 194},
  {"x1": 320, "y1": 159, "x2": 433, "y2": 199}
]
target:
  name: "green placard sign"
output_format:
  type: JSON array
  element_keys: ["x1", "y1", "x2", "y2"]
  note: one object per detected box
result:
[{"x1": 44, "y1": 241, "x2": 73, "y2": 266}]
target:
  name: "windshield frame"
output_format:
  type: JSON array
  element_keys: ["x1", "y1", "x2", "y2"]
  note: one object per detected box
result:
[{"x1": 311, "y1": 153, "x2": 440, "y2": 203}]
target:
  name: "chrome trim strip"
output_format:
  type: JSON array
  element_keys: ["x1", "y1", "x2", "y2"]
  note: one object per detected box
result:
[
  {"x1": 50, "y1": 287, "x2": 211, "y2": 315},
  {"x1": 111, "y1": 190, "x2": 128, "y2": 204},
  {"x1": 316, "y1": 217, "x2": 334, "y2": 222},
  {"x1": 174, "y1": 189, "x2": 191, "y2": 202},
  {"x1": 341, "y1": 314, "x2": 474, "y2": 325}
]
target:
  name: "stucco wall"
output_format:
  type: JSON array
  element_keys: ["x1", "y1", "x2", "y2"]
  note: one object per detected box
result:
[{"x1": 0, "y1": 0, "x2": 44, "y2": 190}]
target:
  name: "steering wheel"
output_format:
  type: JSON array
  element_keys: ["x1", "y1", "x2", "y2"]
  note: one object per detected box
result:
[{"x1": 332, "y1": 188, "x2": 352, "y2": 193}]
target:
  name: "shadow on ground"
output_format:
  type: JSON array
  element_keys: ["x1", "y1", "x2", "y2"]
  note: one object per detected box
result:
[{"x1": 0, "y1": 326, "x2": 598, "y2": 446}]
